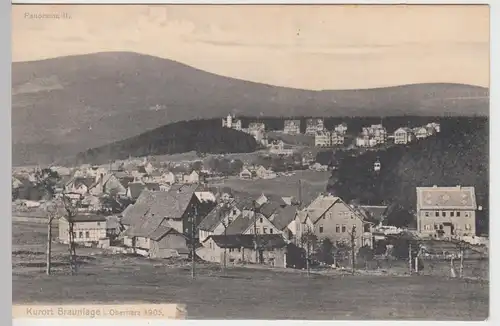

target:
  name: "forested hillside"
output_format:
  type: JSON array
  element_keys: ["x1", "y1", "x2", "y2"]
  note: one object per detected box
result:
[
  {"x1": 74, "y1": 119, "x2": 259, "y2": 165},
  {"x1": 327, "y1": 117, "x2": 489, "y2": 234}
]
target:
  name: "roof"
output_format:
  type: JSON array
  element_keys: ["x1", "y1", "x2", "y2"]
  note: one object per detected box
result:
[
  {"x1": 63, "y1": 214, "x2": 107, "y2": 222},
  {"x1": 146, "y1": 189, "x2": 195, "y2": 220},
  {"x1": 209, "y1": 234, "x2": 287, "y2": 250},
  {"x1": 394, "y1": 127, "x2": 412, "y2": 133},
  {"x1": 269, "y1": 205, "x2": 298, "y2": 230},
  {"x1": 71, "y1": 177, "x2": 95, "y2": 189},
  {"x1": 149, "y1": 225, "x2": 179, "y2": 242},
  {"x1": 124, "y1": 215, "x2": 168, "y2": 238},
  {"x1": 145, "y1": 183, "x2": 160, "y2": 191},
  {"x1": 128, "y1": 182, "x2": 146, "y2": 199},
  {"x1": 303, "y1": 194, "x2": 340, "y2": 223},
  {"x1": 259, "y1": 201, "x2": 282, "y2": 218},
  {"x1": 121, "y1": 191, "x2": 156, "y2": 225},
  {"x1": 197, "y1": 204, "x2": 236, "y2": 231},
  {"x1": 359, "y1": 205, "x2": 388, "y2": 222},
  {"x1": 416, "y1": 186, "x2": 477, "y2": 210},
  {"x1": 224, "y1": 214, "x2": 254, "y2": 235}
]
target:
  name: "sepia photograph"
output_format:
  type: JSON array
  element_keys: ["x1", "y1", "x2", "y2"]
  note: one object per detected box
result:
[{"x1": 11, "y1": 4, "x2": 489, "y2": 320}]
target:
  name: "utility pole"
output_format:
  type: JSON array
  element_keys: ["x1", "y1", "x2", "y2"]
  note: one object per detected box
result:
[
  {"x1": 298, "y1": 179, "x2": 302, "y2": 206},
  {"x1": 350, "y1": 225, "x2": 356, "y2": 275},
  {"x1": 191, "y1": 204, "x2": 197, "y2": 279},
  {"x1": 253, "y1": 200, "x2": 259, "y2": 263}
]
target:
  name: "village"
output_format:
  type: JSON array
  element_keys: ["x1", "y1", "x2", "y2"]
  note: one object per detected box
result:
[{"x1": 11, "y1": 116, "x2": 488, "y2": 279}]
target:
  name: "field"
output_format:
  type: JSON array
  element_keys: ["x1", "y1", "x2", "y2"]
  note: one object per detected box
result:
[
  {"x1": 12, "y1": 222, "x2": 489, "y2": 320},
  {"x1": 209, "y1": 170, "x2": 330, "y2": 203}
]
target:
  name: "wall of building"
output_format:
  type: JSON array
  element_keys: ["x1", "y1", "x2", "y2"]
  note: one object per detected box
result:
[
  {"x1": 149, "y1": 233, "x2": 188, "y2": 258},
  {"x1": 417, "y1": 209, "x2": 476, "y2": 236},
  {"x1": 313, "y1": 202, "x2": 365, "y2": 248},
  {"x1": 58, "y1": 219, "x2": 106, "y2": 244}
]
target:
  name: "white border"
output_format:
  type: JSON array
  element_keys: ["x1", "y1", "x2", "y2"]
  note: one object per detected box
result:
[{"x1": 8, "y1": 0, "x2": 497, "y2": 325}]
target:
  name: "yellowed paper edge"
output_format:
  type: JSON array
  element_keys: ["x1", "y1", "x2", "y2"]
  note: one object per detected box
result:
[{"x1": 12, "y1": 304, "x2": 187, "y2": 319}]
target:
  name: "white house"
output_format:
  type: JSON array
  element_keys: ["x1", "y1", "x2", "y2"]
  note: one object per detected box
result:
[{"x1": 283, "y1": 120, "x2": 301, "y2": 135}]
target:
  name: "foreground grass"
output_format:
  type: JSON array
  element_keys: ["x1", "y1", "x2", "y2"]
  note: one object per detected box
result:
[{"x1": 12, "y1": 222, "x2": 489, "y2": 320}]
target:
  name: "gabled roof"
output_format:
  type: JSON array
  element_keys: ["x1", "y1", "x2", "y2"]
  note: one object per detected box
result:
[
  {"x1": 359, "y1": 205, "x2": 389, "y2": 222},
  {"x1": 259, "y1": 201, "x2": 282, "y2": 218},
  {"x1": 71, "y1": 177, "x2": 95, "y2": 189},
  {"x1": 121, "y1": 191, "x2": 156, "y2": 226},
  {"x1": 149, "y1": 225, "x2": 181, "y2": 242},
  {"x1": 416, "y1": 186, "x2": 477, "y2": 210},
  {"x1": 198, "y1": 204, "x2": 237, "y2": 232},
  {"x1": 208, "y1": 234, "x2": 287, "y2": 250},
  {"x1": 123, "y1": 215, "x2": 168, "y2": 238},
  {"x1": 224, "y1": 214, "x2": 255, "y2": 235},
  {"x1": 303, "y1": 194, "x2": 340, "y2": 223},
  {"x1": 269, "y1": 205, "x2": 298, "y2": 231},
  {"x1": 128, "y1": 182, "x2": 146, "y2": 199},
  {"x1": 146, "y1": 189, "x2": 196, "y2": 220}
]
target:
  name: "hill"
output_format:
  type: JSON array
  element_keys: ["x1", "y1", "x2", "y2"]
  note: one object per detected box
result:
[
  {"x1": 327, "y1": 117, "x2": 489, "y2": 234},
  {"x1": 12, "y1": 51, "x2": 489, "y2": 165},
  {"x1": 73, "y1": 119, "x2": 258, "y2": 165}
]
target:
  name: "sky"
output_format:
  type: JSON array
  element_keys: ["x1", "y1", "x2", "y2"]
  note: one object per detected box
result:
[{"x1": 12, "y1": 4, "x2": 489, "y2": 90}]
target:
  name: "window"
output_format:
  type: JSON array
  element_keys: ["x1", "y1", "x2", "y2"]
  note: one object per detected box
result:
[
  {"x1": 457, "y1": 212, "x2": 461, "y2": 217},
  {"x1": 85, "y1": 231, "x2": 90, "y2": 238},
  {"x1": 72, "y1": 232, "x2": 76, "y2": 239},
  {"x1": 465, "y1": 212, "x2": 470, "y2": 217},
  {"x1": 263, "y1": 227, "x2": 268, "y2": 234},
  {"x1": 424, "y1": 225, "x2": 431, "y2": 231},
  {"x1": 270, "y1": 229, "x2": 273, "y2": 234},
  {"x1": 260, "y1": 218, "x2": 263, "y2": 223},
  {"x1": 435, "y1": 212, "x2": 439, "y2": 217},
  {"x1": 233, "y1": 209, "x2": 237, "y2": 215},
  {"x1": 229, "y1": 248, "x2": 234, "y2": 252},
  {"x1": 319, "y1": 226, "x2": 324, "y2": 233},
  {"x1": 425, "y1": 212, "x2": 430, "y2": 217},
  {"x1": 97, "y1": 222, "x2": 101, "y2": 226},
  {"x1": 336, "y1": 225, "x2": 340, "y2": 233},
  {"x1": 342, "y1": 225, "x2": 346, "y2": 233},
  {"x1": 465, "y1": 224, "x2": 472, "y2": 231},
  {"x1": 441, "y1": 211, "x2": 446, "y2": 217},
  {"x1": 450, "y1": 212, "x2": 455, "y2": 217},
  {"x1": 79, "y1": 232, "x2": 83, "y2": 238},
  {"x1": 434, "y1": 224, "x2": 438, "y2": 230},
  {"x1": 238, "y1": 248, "x2": 241, "y2": 252}
]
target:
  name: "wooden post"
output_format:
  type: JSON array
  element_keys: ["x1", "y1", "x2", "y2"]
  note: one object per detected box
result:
[
  {"x1": 253, "y1": 201, "x2": 259, "y2": 263},
  {"x1": 46, "y1": 217, "x2": 52, "y2": 275},
  {"x1": 351, "y1": 226, "x2": 356, "y2": 275},
  {"x1": 459, "y1": 247, "x2": 464, "y2": 278},
  {"x1": 306, "y1": 239, "x2": 310, "y2": 277},
  {"x1": 408, "y1": 242, "x2": 412, "y2": 275},
  {"x1": 191, "y1": 205, "x2": 197, "y2": 279}
]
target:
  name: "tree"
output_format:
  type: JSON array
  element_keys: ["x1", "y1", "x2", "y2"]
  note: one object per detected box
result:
[
  {"x1": 316, "y1": 238, "x2": 335, "y2": 265},
  {"x1": 61, "y1": 192, "x2": 82, "y2": 275},
  {"x1": 33, "y1": 168, "x2": 61, "y2": 276},
  {"x1": 191, "y1": 161, "x2": 203, "y2": 172},
  {"x1": 358, "y1": 245, "x2": 374, "y2": 270},
  {"x1": 299, "y1": 228, "x2": 318, "y2": 276}
]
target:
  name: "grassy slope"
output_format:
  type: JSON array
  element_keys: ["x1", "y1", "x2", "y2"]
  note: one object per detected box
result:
[{"x1": 12, "y1": 222, "x2": 488, "y2": 320}]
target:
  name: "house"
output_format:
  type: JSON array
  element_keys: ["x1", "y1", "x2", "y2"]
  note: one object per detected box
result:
[
  {"x1": 90, "y1": 173, "x2": 127, "y2": 197},
  {"x1": 394, "y1": 127, "x2": 416, "y2": 144},
  {"x1": 105, "y1": 215, "x2": 123, "y2": 238},
  {"x1": 65, "y1": 177, "x2": 95, "y2": 195},
  {"x1": 413, "y1": 127, "x2": 430, "y2": 139},
  {"x1": 199, "y1": 234, "x2": 288, "y2": 267},
  {"x1": 269, "y1": 139, "x2": 294, "y2": 156},
  {"x1": 122, "y1": 184, "x2": 214, "y2": 238},
  {"x1": 80, "y1": 195, "x2": 101, "y2": 212},
  {"x1": 126, "y1": 182, "x2": 146, "y2": 200},
  {"x1": 315, "y1": 131, "x2": 332, "y2": 147},
  {"x1": 122, "y1": 215, "x2": 190, "y2": 258},
  {"x1": 224, "y1": 207, "x2": 282, "y2": 236},
  {"x1": 255, "y1": 166, "x2": 276, "y2": 179},
  {"x1": 358, "y1": 205, "x2": 389, "y2": 225},
  {"x1": 305, "y1": 119, "x2": 324, "y2": 135},
  {"x1": 239, "y1": 168, "x2": 253, "y2": 180},
  {"x1": 58, "y1": 214, "x2": 107, "y2": 246},
  {"x1": 298, "y1": 194, "x2": 374, "y2": 248},
  {"x1": 264, "y1": 204, "x2": 298, "y2": 240},
  {"x1": 331, "y1": 132, "x2": 345, "y2": 145},
  {"x1": 283, "y1": 120, "x2": 301, "y2": 135},
  {"x1": 334, "y1": 123, "x2": 348, "y2": 135},
  {"x1": 183, "y1": 171, "x2": 200, "y2": 184},
  {"x1": 426, "y1": 122, "x2": 441, "y2": 133},
  {"x1": 416, "y1": 186, "x2": 477, "y2": 238},
  {"x1": 289, "y1": 210, "x2": 315, "y2": 245},
  {"x1": 162, "y1": 172, "x2": 176, "y2": 185},
  {"x1": 198, "y1": 202, "x2": 242, "y2": 242},
  {"x1": 222, "y1": 114, "x2": 242, "y2": 131}
]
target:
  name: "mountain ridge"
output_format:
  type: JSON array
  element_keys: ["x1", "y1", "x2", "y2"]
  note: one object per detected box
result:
[{"x1": 12, "y1": 51, "x2": 489, "y2": 165}]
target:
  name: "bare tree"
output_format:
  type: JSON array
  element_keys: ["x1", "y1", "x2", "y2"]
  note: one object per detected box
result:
[
  {"x1": 347, "y1": 225, "x2": 357, "y2": 275},
  {"x1": 219, "y1": 202, "x2": 232, "y2": 273},
  {"x1": 33, "y1": 168, "x2": 60, "y2": 276},
  {"x1": 61, "y1": 192, "x2": 82, "y2": 275},
  {"x1": 300, "y1": 228, "x2": 318, "y2": 276}
]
